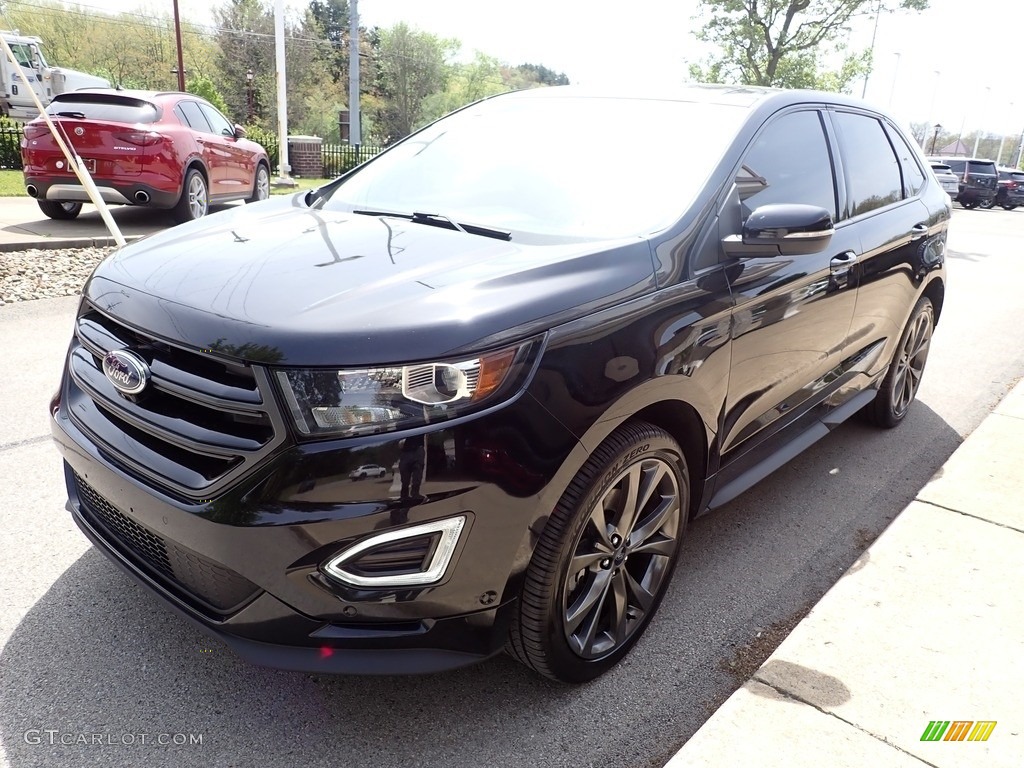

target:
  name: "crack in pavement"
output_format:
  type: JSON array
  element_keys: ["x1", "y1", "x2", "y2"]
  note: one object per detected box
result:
[
  {"x1": 751, "y1": 676, "x2": 944, "y2": 768},
  {"x1": 917, "y1": 498, "x2": 1024, "y2": 536},
  {"x1": 0, "y1": 435, "x2": 51, "y2": 454}
]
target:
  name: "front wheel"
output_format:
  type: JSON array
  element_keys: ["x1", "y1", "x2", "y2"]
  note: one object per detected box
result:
[
  {"x1": 1001, "y1": 204, "x2": 1017, "y2": 211},
  {"x1": 960, "y1": 201, "x2": 977, "y2": 209},
  {"x1": 172, "y1": 168, "x2": 209, "y2": 223},
  {"x1": 862, "y1": 297, "x2": 934, "y2": 429},
  {"x1": 37, "y1": 200, "x2": 83, "y2": 220},
  {"x1": 507, "y1": 421, "x2": 689, "y2": 683},
  {"x1": 979, "y1": 198, "x2": 995, "y2": 209}
]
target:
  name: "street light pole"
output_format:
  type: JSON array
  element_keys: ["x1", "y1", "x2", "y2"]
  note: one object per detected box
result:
[
  {"x1": 972, "y1": 86, "x2": 991, "y2": 158},
  {"x1": 246, "y1": 69, "x2": 254, "y2": 122},
  {"x1": 930, "y1": 123, "x2": 942, "y2": 155}
]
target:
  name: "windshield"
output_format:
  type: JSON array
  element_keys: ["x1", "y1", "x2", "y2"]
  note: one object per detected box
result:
[{"x1": 318, "y1": 94, "x2": 747, "y2": 240}]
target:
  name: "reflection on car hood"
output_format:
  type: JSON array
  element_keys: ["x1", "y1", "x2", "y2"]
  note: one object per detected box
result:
[{"x1": 85, "y1": 195, "x2": 657, "y2": 365}]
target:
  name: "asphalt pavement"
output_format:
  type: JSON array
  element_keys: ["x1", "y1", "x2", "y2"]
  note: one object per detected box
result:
[{"x1": 0, "y1": 204, "x2": 1022, "y2": 768}]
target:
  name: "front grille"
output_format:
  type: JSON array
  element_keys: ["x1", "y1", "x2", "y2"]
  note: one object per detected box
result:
[
  {"x1": 75, "y1": 473, "x2": 259, "y2": 614},
  {"x1": 66, "y1": 306, "x2": 285, "y2": 498}
]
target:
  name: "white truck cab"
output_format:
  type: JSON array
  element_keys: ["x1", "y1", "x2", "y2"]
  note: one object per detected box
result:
[{"x1": 2, "y1": 30, "x2": 110, "y2": 121}]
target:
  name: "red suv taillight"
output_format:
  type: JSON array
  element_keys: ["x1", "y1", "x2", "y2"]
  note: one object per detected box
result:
[
  {"x1": 112, "y1": 131, "x2": 164, "y2": 147},
  {"x1": 23, "y1": 123, "x2": 50, "y2": 141}
]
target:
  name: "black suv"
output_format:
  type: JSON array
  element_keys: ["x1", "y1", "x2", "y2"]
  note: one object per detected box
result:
[
  {"x1": 928, "y1": 156, "x2": 998, "y2": 208},
  {"x1": 989, "y1": 166, "x2": 1024, "y2": 210},
  {"x1": 50, "y1": 86, "x2": 949, "y2": 683}
]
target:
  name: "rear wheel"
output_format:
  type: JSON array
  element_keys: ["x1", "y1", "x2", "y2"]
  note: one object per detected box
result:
[
  {"x1": 246, "y1": 163, "x2": 270, "y2": 204},
  {"x1": 507, "y1": 421, "x2": 689, "y2": 683},
  {"x1": 862, "y1": 297, "x2": 934, "y2": 429},
  {"x1": 37, "y1": 200, "x2": 83, "y2": 220},
  {"x1": 172, "y1": 168, "x2": 209, "y2": 223},
  {"x1": 979, "y1": 198, "x2": 995, "y2": 209},
  {"x1": 1001, "y1": 204, "x2": 1017, "y2": 211},
  {"x1": 960, "y1": 200, "x2": 977, "y2": 209}
]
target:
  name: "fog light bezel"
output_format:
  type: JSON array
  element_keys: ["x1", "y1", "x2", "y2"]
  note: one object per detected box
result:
[{"x1": 322, "y1": 515, "x2": 467, "y2": 588}]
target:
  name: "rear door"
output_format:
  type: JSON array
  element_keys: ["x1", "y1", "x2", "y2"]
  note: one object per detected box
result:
[
  {"x1": 175, "y1": 99, "x2": 227, "y2": 195},
  {"x1": 196, "y1": 103, "x2": 254, "y2": 195},
  {"x1": 825, "y1": 110, "x2": 936, "y2": 403},
  {"x1": 718, "y1": 108, "x2": 859, "y2": 466}
]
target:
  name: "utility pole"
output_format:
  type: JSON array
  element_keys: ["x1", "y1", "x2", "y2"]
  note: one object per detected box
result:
[
  {"x1": 273, "y1": 0, "x2": 294, "y2": 185},
  {"x1": 172, "y1": 0, "x2": 186, "y2": 91},
  {"x1": 348, "y1": 0, "x2": 361, "y2": 147},
  {"x1": 861, "y1": 0, "x2": 883, "y2": 99}
]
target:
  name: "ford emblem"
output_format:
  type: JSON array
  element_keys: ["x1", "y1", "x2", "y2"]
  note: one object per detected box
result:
[{"x1": 102, "y1": 350, "x2": 150, "y2": 395}]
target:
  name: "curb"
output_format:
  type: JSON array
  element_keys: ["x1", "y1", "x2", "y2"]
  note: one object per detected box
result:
[{"x1": 0, "y1": 236, "x2": 144, "y2": 253}]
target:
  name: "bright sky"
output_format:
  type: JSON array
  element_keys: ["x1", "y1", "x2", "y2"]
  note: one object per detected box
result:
[{"x1": 34, "y1": 0, "x2": 1024, "y2": 139}]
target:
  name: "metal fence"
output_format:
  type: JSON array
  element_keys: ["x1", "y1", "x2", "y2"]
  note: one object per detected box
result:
[
  {"x1": 0, "y1": 122, "x2": 381, "y2": 177},
  {"x1": 0, "y1": 121, "x2": 24, "y2": 170}
]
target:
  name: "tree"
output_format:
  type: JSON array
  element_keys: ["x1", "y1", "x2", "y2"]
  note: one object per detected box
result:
[
  {"x1": 214, "y1": 0, "x2": 275, "y2": 123},
  {"x1": 370, "y1": 23, "x2": 458, "y2": 144},
  {"x1": 187, "y1": 74, "x2": 230, "y2": 114},
  {"x1": 688, "y1": 0, "x2": 927, "y2": 90}
]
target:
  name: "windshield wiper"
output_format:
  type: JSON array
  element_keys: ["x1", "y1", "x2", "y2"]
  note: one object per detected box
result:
[
  {"x1": 352, "y1": 209, "x2": 511, "y2": 241},
  {"x1": 54, "y1": 111, "x2": 86, "y2": 119}
]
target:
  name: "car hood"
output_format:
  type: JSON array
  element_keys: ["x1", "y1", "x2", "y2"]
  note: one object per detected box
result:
[{"x1": 85, "y1": 195, "x2": 657, "y2": 366}]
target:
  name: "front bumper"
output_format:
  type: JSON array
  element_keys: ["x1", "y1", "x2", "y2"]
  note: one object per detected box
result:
[{"x1": 51, "y1": 372, "x2": 580, "y2": 673}]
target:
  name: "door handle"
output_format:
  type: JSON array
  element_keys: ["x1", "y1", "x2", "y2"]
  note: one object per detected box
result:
[
  {"x1": 910, "y1": 223, "x2": 929, "y2": 241},
  {"x1": 830, "y1": 251, "x2": 857, "y2": 289}
]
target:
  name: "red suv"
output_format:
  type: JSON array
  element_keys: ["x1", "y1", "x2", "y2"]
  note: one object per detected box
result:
[{"x1": 22, "y1": 89, "x2": 271, "y2": 223}]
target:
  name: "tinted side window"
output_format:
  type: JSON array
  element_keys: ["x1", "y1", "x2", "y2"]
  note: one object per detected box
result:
[
  {"x1": 833, "y1": 112, "x2": 901, "y2": 216},
  {"x1": 178, "y1": 101, "x2": 213, "y2": 133},
  {"x1": 198, "y1": 103, "x2": 234, "y2": 137},
  {"x1": 946, "y1": 159, "x2": 966, "y2": 175},
  {"x1": 740, "y1": 110, "x2": 836, "y2": 219},
  {"x1": 885, "y1": 124, "x2": 926, "y2": 197}
]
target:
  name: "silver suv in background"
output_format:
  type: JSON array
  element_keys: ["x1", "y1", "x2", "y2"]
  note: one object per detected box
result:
[
  {"x1": 928, "y1": 156, "x2": 998, "y2": 208},
  {"x1": 928, "y1": 161, "x2": 960, "y2": 198}
]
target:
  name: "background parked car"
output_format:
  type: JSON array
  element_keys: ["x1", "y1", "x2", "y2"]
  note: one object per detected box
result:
[
  {"x1": 988, "y1": 167, "x2": 1024, "y2": 210},
  {"x1": 21, "y1": 89, "x2": 270, "y2": 222},
  {"x1": 928, "y1": 161, "x2": 960, "y2": 198},
  {"x1": 349, "y1": 464, "x2": 388, "y2": 480},
  {"x1": 927, "y1": 156, "x2": 998, "y2": 208}
]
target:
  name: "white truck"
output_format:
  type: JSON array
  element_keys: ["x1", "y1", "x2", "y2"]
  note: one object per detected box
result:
[{"x1": 1, "y1": 30, "x2": 110, "y2": 122}]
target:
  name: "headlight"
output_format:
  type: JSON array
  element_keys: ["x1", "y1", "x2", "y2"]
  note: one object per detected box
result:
[{"x1": 275, "y1": 338, "x2": 540, "y2": 438}]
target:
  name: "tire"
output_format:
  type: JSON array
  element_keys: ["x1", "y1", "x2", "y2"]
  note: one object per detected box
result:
[
  {"x1": 1001, "y1": 205, "x2": 1017, "y2": 211},
  {"x1": 960, "y1": 201, "x2": 977, "y2": 209},
  {"x1": 507, "y1": 421, "x2": 689, "y2": 683},
  {"x1": 37, "y1": 200, "x2": 83, "y2": 220},
  {"x1": 246, "y1": 162, "x2": 270, "y2": 204},
  {"x1": 862, "y1": 297, "x2": 934, "y2": 429},
  {"x1": 978, "y1": 198, "x2": 995, "y2": 209},
  {"x1": 172, "y1": 168, "x2": 209, "y2": 223}
]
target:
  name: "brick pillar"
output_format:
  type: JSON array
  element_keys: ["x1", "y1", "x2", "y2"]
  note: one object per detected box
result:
[{"x1": 286, "y1": 135, "x2": 323, "y2": 178}]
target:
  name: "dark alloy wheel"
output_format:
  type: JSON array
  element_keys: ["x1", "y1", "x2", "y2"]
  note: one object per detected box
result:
[
  {"x1": 37, "y1": 200, "x2": 83, "y2": 220},
  {"x1": 862, "y1": 297, "x2": 934, "y2": 428},
  {"x1": 979, "y1": 198, "x2": 995, "y2": 209},
  {"x1": 507, "y1": 421, "x2": 689, "y2": 683}
]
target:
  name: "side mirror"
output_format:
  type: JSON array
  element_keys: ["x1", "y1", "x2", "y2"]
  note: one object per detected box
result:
[
  {"x1": 234, "y1": 124, "x2": 247, "y2": 139},
  {"x1": 722, "y1": 203, "x2": 834, "y2": 258}
]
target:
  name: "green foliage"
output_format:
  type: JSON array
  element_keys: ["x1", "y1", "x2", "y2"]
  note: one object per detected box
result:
[
  {"x1": 243, "y1": 124, "x2": 279, "y2": 169},
  {"x1": 369, "y1": 22, "x2": 459, "y2": 144},
  {"x1": 689, "y1": 0, "x2": 928, "y2": 90},
  {"x1": 186, "y1": 74, "x2": 230, "y2": 115},
  {"x1": 0, "y1": 118, "x2": 24, "y2": 171}
]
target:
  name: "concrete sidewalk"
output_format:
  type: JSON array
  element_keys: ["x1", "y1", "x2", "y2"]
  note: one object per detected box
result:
[
  {"x1": 0, "y1": 197, "x2": 237, "y2": 251},
  {"x1": 666, "y1": 380, "x2": 1024, "y2": 767}
]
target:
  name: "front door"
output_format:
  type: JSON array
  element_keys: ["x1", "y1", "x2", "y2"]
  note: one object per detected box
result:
[{"x1": 718, "y1": 108, "x2": 859, "y2": 466}]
